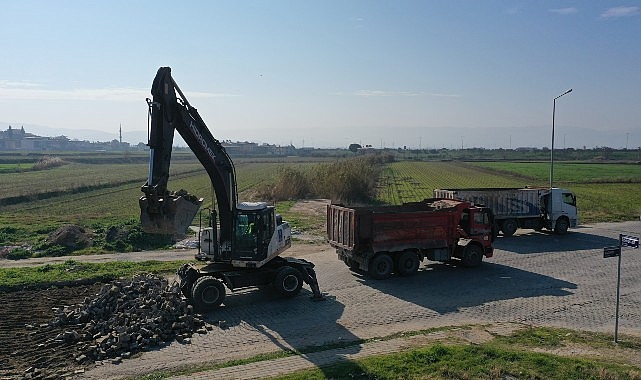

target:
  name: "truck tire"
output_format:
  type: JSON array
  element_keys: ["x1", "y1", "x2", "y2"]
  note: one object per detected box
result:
[
  {"x1": 461, "y1": 244, "x2": 483, "y2": 268},
  {"x1": 396, "y1": 251, "x2": 420, "y2": 277},
  {"x1": 501, "y1": 219, "x2": 518, "y2": 237},
  {"x1": 273, "y1": 266, "x2": 303, "y2": 298},
  {"x1": 191, "y1": 276, "x2": 226, "y2": 311},
  {"x1": 368, "y1": 254, "x2": 393, "y2": 279},
  {"x1": 554, "y1": 217, "x2": 569, "y2": 234}
]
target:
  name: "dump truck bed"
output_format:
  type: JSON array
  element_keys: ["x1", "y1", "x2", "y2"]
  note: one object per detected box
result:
[
  {"x1": 327, "y1": 199, "x2": 466, "y2": 254},
  {"x1": 433, "y1": 187, "x2": 545, "y2": 219}
]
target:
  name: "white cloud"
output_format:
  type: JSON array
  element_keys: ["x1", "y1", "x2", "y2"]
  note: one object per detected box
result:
[
  {"x1": 353, "y1": 90, "x2": 459, "y2": 97},
  {"x1": 549, "y1": 7, "x2": 578, "y2": 15},
  {"x1": 0, "y1": 80, "x2": 41, "y2": 88},
  {"x1": 505, "y1": 6, "x2": 521, "y2": 15},
  {"x1": 600, "y1": 6, "x2": 640, "y2": 19}
]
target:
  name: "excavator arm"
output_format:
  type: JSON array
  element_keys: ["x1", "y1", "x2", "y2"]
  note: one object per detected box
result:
[{"x1": 140, "y1": 67, "x2": 237, "y2": 246}]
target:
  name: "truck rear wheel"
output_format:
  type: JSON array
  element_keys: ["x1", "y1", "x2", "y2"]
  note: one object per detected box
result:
[
  {"x1": 501, "y1": 219, "x2": 518, "y2": 237},
  {"x1": 368, "y1": 254, "x2": 393, "y2": 279},
  {"x1": 273, "y1": 266, "x2": 303, "y2": 297},
  {"x1": 396, "y1": 251, "x2": 420, "y2": 277},
  {"x1": 461, "y1": 245, "x2": 483, "y2": 268},
  {"x1": 191, "y1": 276, "x2": 226, "y2": 311}
]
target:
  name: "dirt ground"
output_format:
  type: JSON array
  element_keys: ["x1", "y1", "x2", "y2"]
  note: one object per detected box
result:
[{"x1": 0, "y1": 283, "x2": 105, "y2": 379}]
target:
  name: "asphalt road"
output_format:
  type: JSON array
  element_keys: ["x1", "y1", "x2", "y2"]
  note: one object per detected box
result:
[{"x1": 3, "y1": 221, "x2": 640, "y2": 379}]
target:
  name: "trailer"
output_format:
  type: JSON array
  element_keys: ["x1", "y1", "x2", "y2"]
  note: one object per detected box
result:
[
  {"x1": 433, "y1": 187, "x2": 578, "y2": 236},
  {"x1": 326, "y1": 198, "x2": 494, "y2": 279}
]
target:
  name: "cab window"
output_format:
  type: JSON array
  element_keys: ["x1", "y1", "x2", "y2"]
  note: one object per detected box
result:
[
  {"x1": 474, "y1": 211, "x2": 490, "y2": 225},
  {"x1": 562, "y1": 193, "x2": 576, "y2": 206}
]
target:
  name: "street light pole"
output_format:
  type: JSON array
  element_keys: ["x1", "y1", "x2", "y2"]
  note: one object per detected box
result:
[{"x1": 550, "y1": 88, "x2": 572, "y2": 189}]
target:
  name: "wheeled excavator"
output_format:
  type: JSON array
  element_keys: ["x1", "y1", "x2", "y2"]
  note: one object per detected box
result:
[{"x1": 139, "y1": 67, "x2": 322, "y2": 311}]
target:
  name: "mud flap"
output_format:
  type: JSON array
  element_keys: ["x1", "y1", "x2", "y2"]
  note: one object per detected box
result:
[{"x1": 140, "y1": 190, "x2": 203, "y2": 234}]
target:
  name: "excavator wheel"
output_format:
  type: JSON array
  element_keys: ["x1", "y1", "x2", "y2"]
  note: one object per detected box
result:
[
  {"x1": 273, "y1": 266, "x2": 303, "y2": 298},
  {"x1": 191, "y1": 276, "x2": 226, "y2": 311}
]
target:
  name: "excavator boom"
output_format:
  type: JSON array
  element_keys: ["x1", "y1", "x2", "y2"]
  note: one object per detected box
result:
[{"x1": 140, "y1": 67, "x2": 237, "y2": 241}]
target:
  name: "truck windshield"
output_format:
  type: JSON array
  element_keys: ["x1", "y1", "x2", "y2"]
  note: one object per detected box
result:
[
  {"x1": 474, "y1": 211, "x2": 490, "y2": 225},
  {"x1": 562, "y1": 192, "x2": 576, "y2": 206}
]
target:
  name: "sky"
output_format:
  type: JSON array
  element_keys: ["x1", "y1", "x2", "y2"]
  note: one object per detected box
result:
[{"x1": 1, "y1": 1, "x2": 640, "y2": 149}]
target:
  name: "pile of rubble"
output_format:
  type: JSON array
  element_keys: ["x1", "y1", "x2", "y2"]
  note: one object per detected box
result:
[{"x1": 39, "y1": 273, "x2": 207, "y2": 364}]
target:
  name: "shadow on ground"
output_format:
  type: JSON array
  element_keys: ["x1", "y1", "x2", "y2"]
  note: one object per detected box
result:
[
  {"x1": 354, "y1": 261, "x2": 576, "y2": 314},
  {"x1": 202, "y1": 286, "x2": 361, "y2": 376},
  {"x1": 494, "y1": 229, "x2": 619, "y2": 254}
]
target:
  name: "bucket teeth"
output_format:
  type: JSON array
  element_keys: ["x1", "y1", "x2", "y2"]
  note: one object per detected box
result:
[{"x1": 140, "y1": 191, "x2": 203, "y2": 234}]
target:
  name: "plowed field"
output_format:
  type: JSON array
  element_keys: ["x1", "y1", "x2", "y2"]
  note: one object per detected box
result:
[{"x1": 0, "y1": 284, "x2": 103, "y2": 379}]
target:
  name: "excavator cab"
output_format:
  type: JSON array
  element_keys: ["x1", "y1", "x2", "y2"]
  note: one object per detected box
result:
[
  {"x1": 233, "y1": 202, "x2": 275, "y2": 262},
  {"x1": 231, "y1": 202, "x2": 291, "y2": 265}
]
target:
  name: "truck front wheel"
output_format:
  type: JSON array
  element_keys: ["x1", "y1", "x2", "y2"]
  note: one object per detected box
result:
[
  {"x1": 396, "y1": 251, "x2": 420, "y2": 277},
  {"x1": 501, "y1": 219, "x2": 518, "y2": 237},
  {"x1": 191, "y1": 276, "x2": 226, "y2": 311},
  {"x1": 368, "y1": 254, "x2": 393, "y2": 279},
  {"x1": 461, "y1": 245, "x2": 483, "y2": 268},
  {"x1": 273, "y1": 266, "x2": 303, "y2": 297},
  {"x1": 554, "y1": 217, "x2": 569, "y2": 234}
]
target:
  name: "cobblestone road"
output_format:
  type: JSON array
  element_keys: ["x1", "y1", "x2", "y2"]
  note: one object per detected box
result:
[{"x1": 7, "y1": 222, "x2": 639, "y2": 379}]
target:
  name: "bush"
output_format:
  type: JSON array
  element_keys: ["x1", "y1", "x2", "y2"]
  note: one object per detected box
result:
[
  {"x1": 5, "y1": 248, "x2": 32, "y2": 260},
  {"x1": 256, "y1": 156, "x2": 383, "y2": 204},
  {"x1": 311, "y1": 156, "x2": 381, "y2": 203},
  {"x1": 33, "y1": 156, "x2": 67, "y2": 170}
]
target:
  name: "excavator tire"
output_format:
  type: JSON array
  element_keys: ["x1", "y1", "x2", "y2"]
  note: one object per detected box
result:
[
  {"x1": 273, "y1": 266, "x2": 303, "y2": 298},
  {"x1": 191, "y1": 276, "x2": 226, "y2": 311}
]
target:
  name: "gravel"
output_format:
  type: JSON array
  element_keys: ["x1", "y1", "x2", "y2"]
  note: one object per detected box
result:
[{"x1": 37, "y1": 273, "x2": 206, "y2": 365}]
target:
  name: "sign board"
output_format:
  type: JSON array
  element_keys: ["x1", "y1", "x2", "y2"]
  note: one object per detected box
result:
[
  {"x1": 621, "y1": 235, "x2": 639, "y2": 248},
  {"x1": 603, "y1": 246, "x2": 621, "y2": 258}
]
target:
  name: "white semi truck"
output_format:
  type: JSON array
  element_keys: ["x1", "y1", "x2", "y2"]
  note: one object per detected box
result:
[{"x1": 433, "y1": 187, "x2": 578, "y2": 236}]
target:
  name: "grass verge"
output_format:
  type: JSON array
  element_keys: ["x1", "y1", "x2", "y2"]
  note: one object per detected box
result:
[
  {"x1": 0, "y1": 259, "x2": 188, "y2": 291},
  {"x1": 125, "y1": 325, "x2": 641, "y2": 380}
]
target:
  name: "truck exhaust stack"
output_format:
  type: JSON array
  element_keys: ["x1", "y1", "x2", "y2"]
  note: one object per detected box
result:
[{"x1": 139, "y1": 190, "x2": 203, "y2": 235}]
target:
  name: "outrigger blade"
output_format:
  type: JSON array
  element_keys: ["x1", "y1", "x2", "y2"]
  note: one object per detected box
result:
[{"x1": 140, "y1": 190, "x2": 203, "y2": 235}]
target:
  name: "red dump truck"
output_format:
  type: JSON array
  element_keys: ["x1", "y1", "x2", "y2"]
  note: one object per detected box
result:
[{"x1": 326, "y1": 198, "x2": 494, "y2": 279}]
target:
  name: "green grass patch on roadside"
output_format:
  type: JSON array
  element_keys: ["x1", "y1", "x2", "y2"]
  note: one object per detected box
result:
[
  {"x1": 122, "y1": 325, "x2": 641, "y2": 380},
  {"x1": 272, "y1": 343, "x2": 641, "y2": 380},
  {"x1": 0, "y1": 259, "x2": 188, "y2": 291}
]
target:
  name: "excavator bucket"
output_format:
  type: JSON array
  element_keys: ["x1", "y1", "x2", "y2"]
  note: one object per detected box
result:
[{"x1": 139, "y1": 190, "x2": 203, "y2": 235}]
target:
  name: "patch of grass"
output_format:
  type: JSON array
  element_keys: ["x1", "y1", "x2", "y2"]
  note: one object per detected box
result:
[
  {"x1": 0, "y1": 260, "x2": 188, "y2": 291},
  {"x1": 496, "y1": 326, "x2": 641, "y2": 351},
  {"x1": 273, "y1": 343, "x2": 641, "y2": 380},
  {"x1": 128, "y1": 325, "x2": 641, "y2": 380}
]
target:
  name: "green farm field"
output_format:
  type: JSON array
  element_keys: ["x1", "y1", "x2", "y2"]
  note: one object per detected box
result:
[
  {"x1": 377, "y1": 161, "x2": 641, "y2": 223},
  {"x1": 1, "y1": 155, "x2": 640, "y2": 256}
]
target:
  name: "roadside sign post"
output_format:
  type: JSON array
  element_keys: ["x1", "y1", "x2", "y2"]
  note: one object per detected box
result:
[{"x1": 604, "y1": 234, "x2": 639, "y2": 343}]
